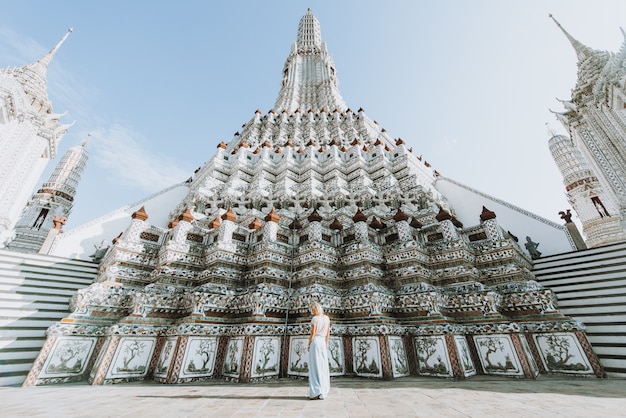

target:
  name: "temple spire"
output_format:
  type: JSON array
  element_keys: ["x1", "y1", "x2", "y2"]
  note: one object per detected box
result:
[
  {"x1": 273, "y1": 9, "x2": 347, "y2": 113},
  {"x1": 6, "y1": 139, "x2": 88, "y2": 253},
  {"x1": 549, "y1": 14, "x2": 593, "y2": 61},
  {"x1": 30, "y1": 28, "x2": 73, "y2": 74},
  {"x1": 296, "y1": 8, "x2": 322, "y2": 50}
]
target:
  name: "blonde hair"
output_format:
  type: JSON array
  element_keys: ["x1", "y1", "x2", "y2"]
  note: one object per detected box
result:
[{"x1": 310, "y1": 301, "x2": 324, "y2": 316}]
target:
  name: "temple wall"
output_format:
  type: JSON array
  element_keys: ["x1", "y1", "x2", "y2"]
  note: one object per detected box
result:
[{"x1": 5, "y1": 243, "x2": 626, "y2": 385}]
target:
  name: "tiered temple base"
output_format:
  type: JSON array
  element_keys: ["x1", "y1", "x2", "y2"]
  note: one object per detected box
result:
[
  {"x1": 24, "y1": 308, "x2": 604, "y2": 386},
  {"x1": 24, "y1": 202, "x2": 605, "y2": 386}
]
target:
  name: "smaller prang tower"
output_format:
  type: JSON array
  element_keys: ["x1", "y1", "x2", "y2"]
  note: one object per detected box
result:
[
  {"x1": 549, "y1": 15, "x2": 626, "y2": 248},
  {"x1": 0, "y1": 29, "x2": 73, "y2": 236},
  {"x1": 7, "y1": 140, "x2": 88, "y2": 253}
]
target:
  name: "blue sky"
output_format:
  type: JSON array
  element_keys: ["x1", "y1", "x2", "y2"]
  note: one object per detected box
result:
[{"x1": 1, "y1": 0, "x2": 626, "y2": 229}]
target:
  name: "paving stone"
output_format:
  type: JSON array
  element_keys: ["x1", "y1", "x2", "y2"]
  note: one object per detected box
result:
[{"x1": 1, "y1": 376, "x2": 626, "y2": 417}]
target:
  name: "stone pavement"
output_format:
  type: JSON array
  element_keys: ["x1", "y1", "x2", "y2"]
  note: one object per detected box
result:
[{"x1": 2, "y1": 376, "x2": 625, "y2": 417}]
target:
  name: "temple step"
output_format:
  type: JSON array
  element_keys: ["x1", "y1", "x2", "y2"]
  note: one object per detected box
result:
[
  {"x1": 533, "y1": 241, "x2": 626, "y2": 377},
  {"x1": 0, "y1": 249, "x2": 97, "y2": 386}
]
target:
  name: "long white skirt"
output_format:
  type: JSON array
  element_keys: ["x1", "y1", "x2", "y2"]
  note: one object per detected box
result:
[{"x1": 308, "y1": 335, "x2": 330, "y2": 399}]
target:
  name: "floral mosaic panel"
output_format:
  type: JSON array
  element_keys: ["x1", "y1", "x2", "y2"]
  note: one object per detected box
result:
[
  {"x1": 533, "y1": 333, "x2": 592, "y2": 374},
  {"x1": 40, "y1": 337, "x2": 97, "y2": 378},
  {"x1": 352, "y1": 337, "x2": 382, "y2": 378},
  {"x1": 222, "y1": 337, "x2": 244, "y2": 378},
  {"x1": 154, "y1": 338, "x2": 178, "y2": 378},
  {"x1": 414, "y1": 336, "x2": 452, "y2": 377},
  {"x1": 474, "y1": 334, "x2": 523, "y2": 376},
  {"x1": 106, "y1": 337, "x2": 155, "y2": 379},
  {"x1": 388, "y1": 336, "x2": 409, "y2": 378},
  {"x1": 251, "y1": 337, "x2": 281, "y2": 378},
  {"x1": 288, "y1": 337, "x2": 309, "y2": 376},
  {"x1": 454, "y1": 336, "x2": 476, "y2": 377},
  {"x1": 327, "y1": 337, "x2": 344, "y2": 376},
  {"x1": 180, "y1": 337, "x2": 218, "y2": 378},
  {"x1": 288, "y1": 336, "x2": 344, "y2": 377}
]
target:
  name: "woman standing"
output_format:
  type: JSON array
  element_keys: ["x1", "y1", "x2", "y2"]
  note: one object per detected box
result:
[{"x1": 307, "y1": 301, "x2": 330, "y2": 400}]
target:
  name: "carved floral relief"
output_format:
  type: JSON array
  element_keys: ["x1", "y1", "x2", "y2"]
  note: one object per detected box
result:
[
  {"x1": 414, "y1": 336, "x2": 452, "y2": 377},
  {"x1": 474, "y1": 335, "x2": 523, "y2": 376},
  {"x1": 388, "y1": 336, "x2": 409, "y2": 378},
  {"x1": 251, "y1": 337, "x2": 280, "y2": 378},
  {"x1": 181, "y1": 337, "x2": 218, "y2": 378},
  {"x1": 352, "y1": 337, "x2": 382, "y2": 377},
  {"x1": 533, "y1": 333, "x2": 592, "y2": 374},
  {"x1": 41, "y1": 337, "x2": 96, "y2": 378},
  {"x1": 106, "y1": 338, "x2": 155, "y2": 378}
]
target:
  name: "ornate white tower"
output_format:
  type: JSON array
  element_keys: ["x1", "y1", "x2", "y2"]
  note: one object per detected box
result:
[
  {"x1": 0, "y1": 29, "x2": 73, "y2": 236},
  {"x1": 24, "y1": 10, "x2": 604, "y2": 387},
  {"x1": 6, "y1": 140, "x2": 88, "y2": 253},
  {"x1": 549, "y1": 16, "x2": 626, "y2": 247},
  {"x1": 273, "y1": 8, "x2": 347, "y2": 113}
]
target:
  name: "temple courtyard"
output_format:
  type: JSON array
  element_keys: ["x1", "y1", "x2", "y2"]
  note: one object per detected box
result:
[{"x1": 1, "y1": 376, "x2": 625, "y2": 417}]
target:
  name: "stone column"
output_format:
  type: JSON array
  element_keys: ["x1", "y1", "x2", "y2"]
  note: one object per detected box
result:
[
  {"x1": 239, "y1": 335, "x2": 255, "y2": 383},
  {"x1": 444, "y1": 334, "x2": 465, "y2": 379},
  {"x1": 343, "y1": 335, "x2": 354, "y2": 377},
  {"x1": 479, "y1": 206, "x2": 505, "y2": 241},
  {"x1": 97, "y1": 206, "x2": 150, "y2": 284},
  {"x1": 393, "y1": 208, "x2": 412, "y2": 241},
  {"x1": 117, "y1": 206, "x2": 149, "y2": 251},
  {"x1": 380, "y1": 335, "x2": 393, "y2": 380},
  {"x1": 217, "y1": 207, "x2": 237, "y2": 244},
  {"x1": 166, "y1": 208, "x2": 194, "y2": 252},
  {"x1": 329, "y1": 217, "x2": 343, "y2": 246},
  {"x1": 435, "y1": 208, "x2": 459, "y2": 241},
  {"x1": 263, "y1": 208, "x2": 280, "y2": 241},
  {"x1": 403, "y1": 335, "x2": 418, "y2": 376},
  {"x1": 510, "y1": 333, "x2": 539, "y2": 379},
  {"x1": 353, "y1": 208, "x2": 368, "y2": 241},
  {"x1": 307, "y1": 209, "x2": 323, "y2": 241}
]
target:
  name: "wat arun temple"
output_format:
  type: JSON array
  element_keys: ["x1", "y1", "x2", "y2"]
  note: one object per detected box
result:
[{"x1": 4, "y1": 10, "x2": 623, "y2": 386}]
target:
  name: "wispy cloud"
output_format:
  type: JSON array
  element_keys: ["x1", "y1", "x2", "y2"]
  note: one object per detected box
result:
[
  {"x1": 0, "y1": 26, "x2": 43, "y2": 66},
  {"x1": 48, "y1": 65, "x2": 96, "y2": 124},
  {"x1": 89, "y1": 124, "x2": 191, "y2": 192}
]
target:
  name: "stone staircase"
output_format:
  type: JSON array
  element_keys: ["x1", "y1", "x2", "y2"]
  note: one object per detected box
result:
[
  {"x1": 0, "y1": 249, "x2": 97, "y2": 386},
  {"x1": 533, "y1": 241, "x2": 626, "y2": 377}
]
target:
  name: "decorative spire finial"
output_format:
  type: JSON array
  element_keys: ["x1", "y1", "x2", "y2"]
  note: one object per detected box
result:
[
  {"x1": 273, "y1": 9, "x2": 347, "y2": 115},
  {"x1": 297, "y1": 8, "x2": 322, "y2": 49},
  {"x1": 548, "y1": 14, "x2": 592, "y2": 61},
  {"x1": 36, "y1": 28, "x2": 73, "y2": 70},
  {"x1": 545, "y1": 122, "x2": 557, "y2": 137}
]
